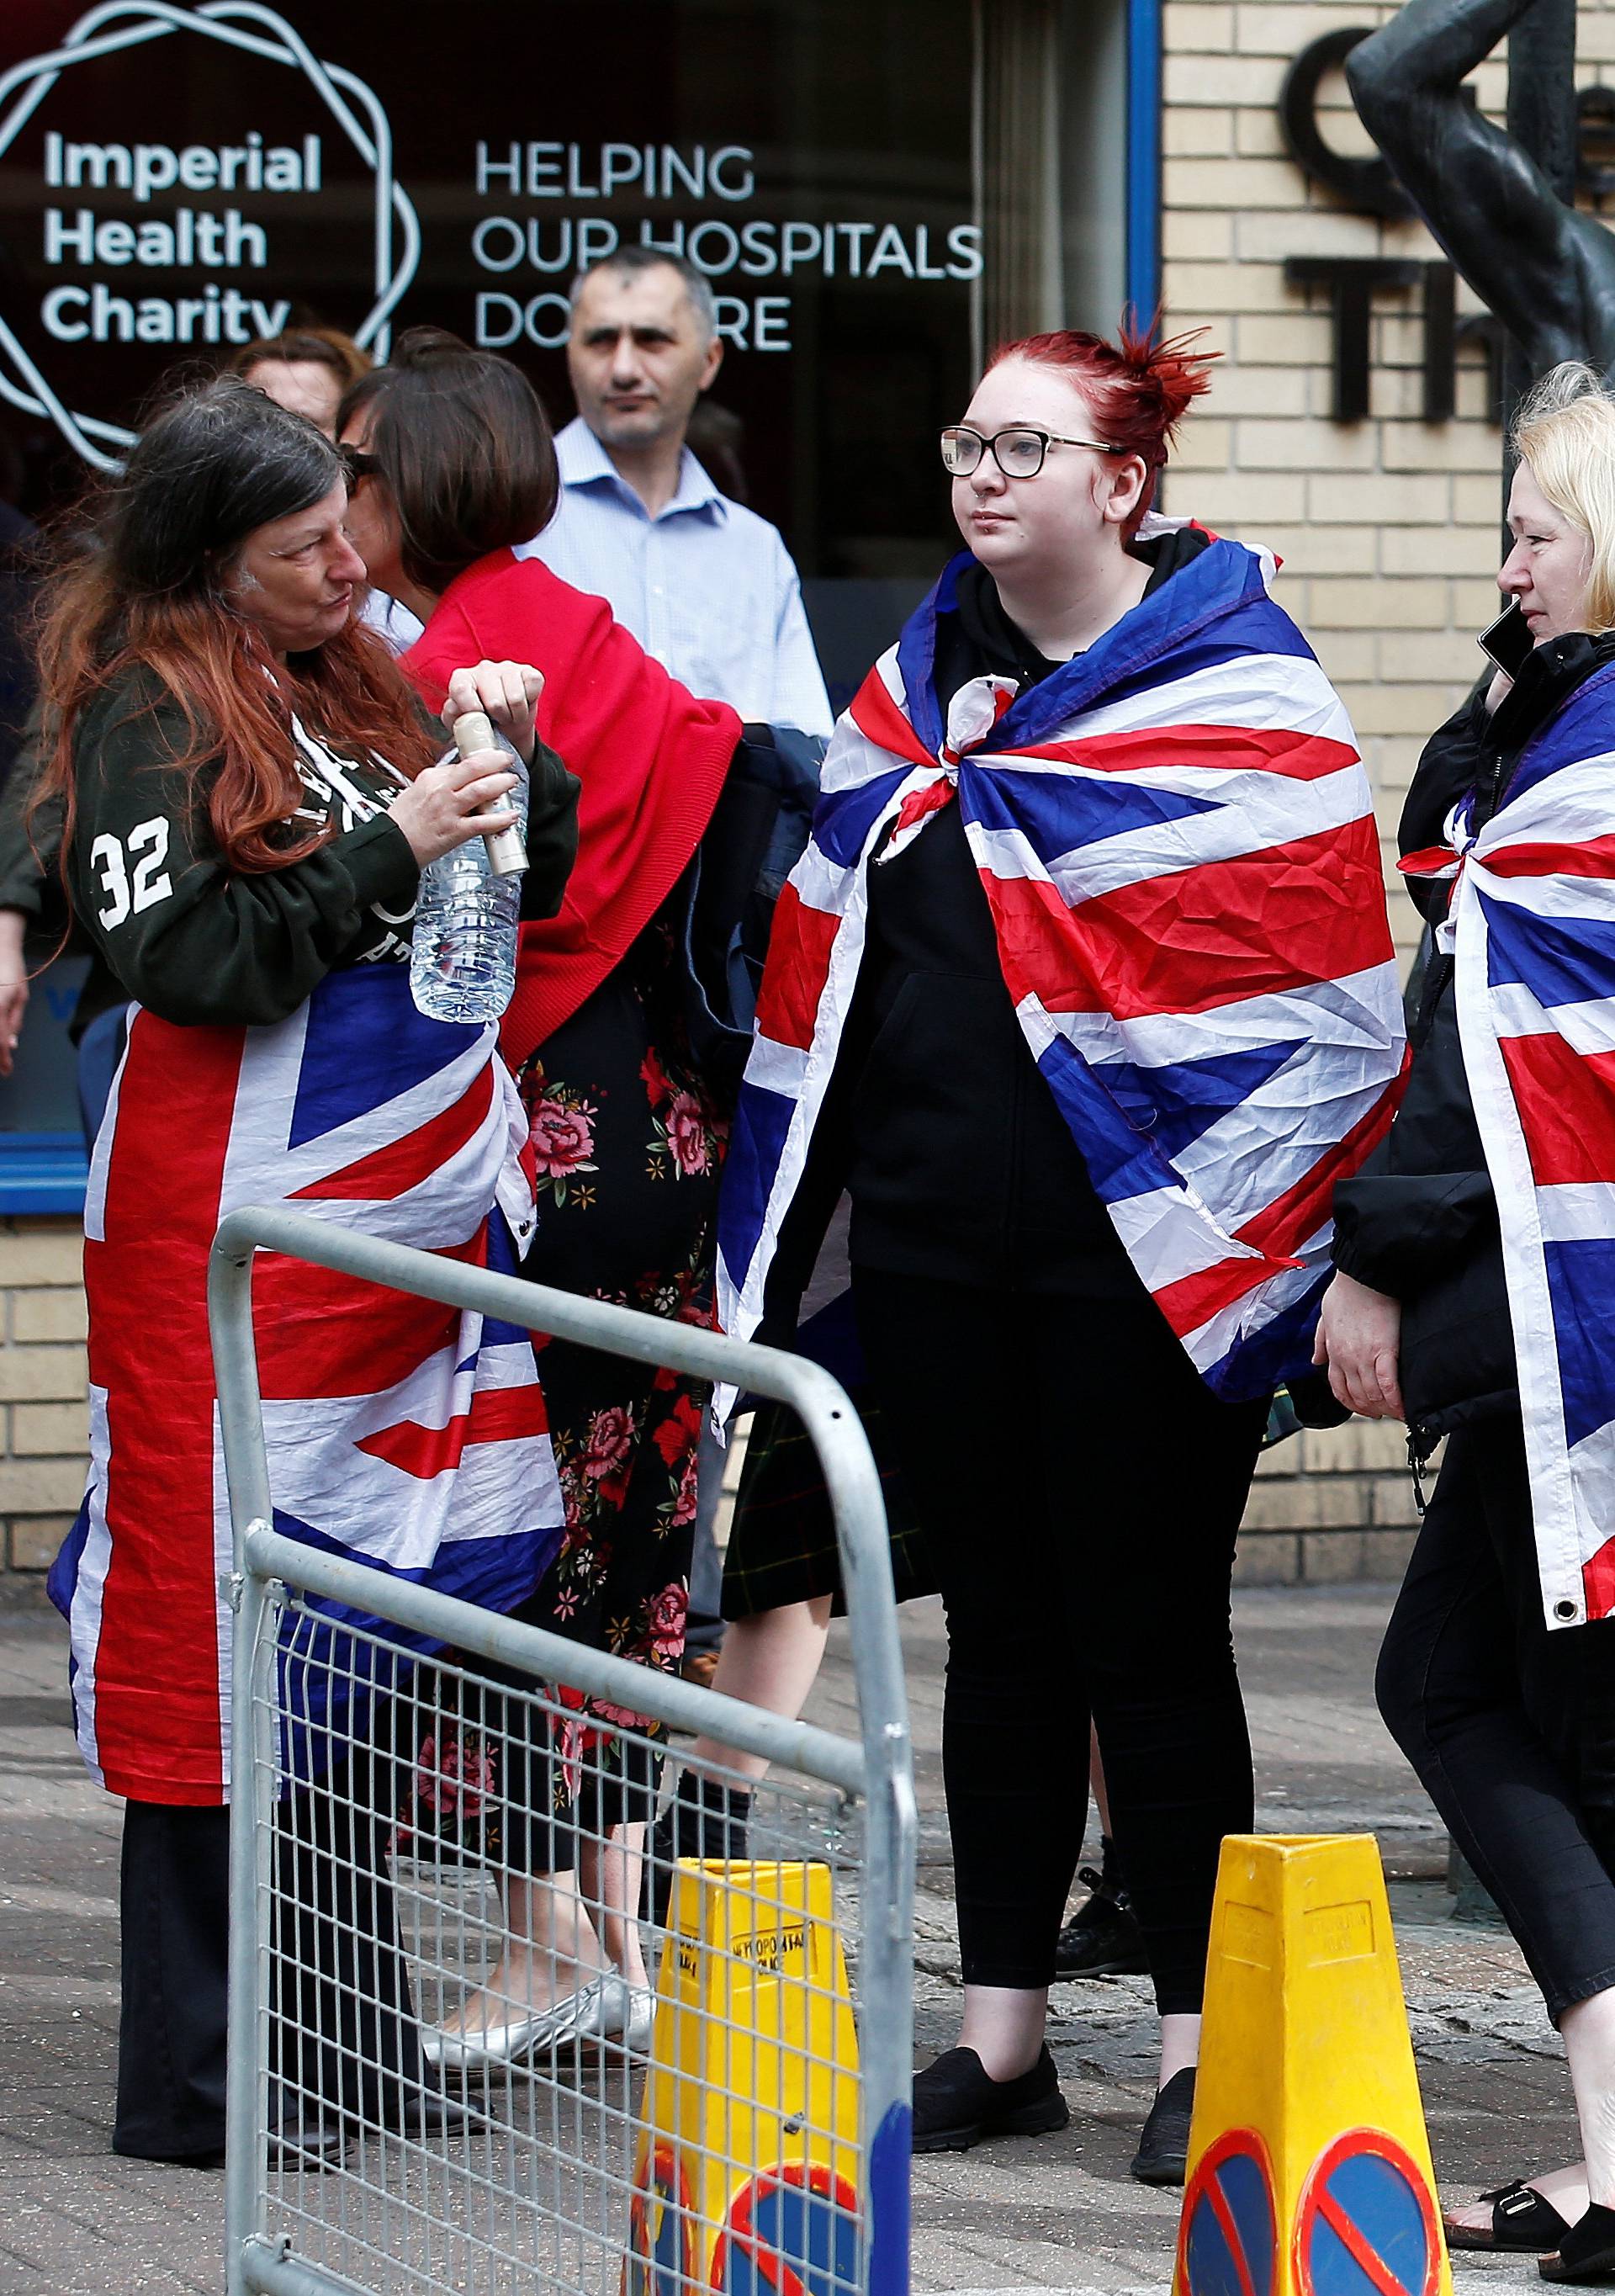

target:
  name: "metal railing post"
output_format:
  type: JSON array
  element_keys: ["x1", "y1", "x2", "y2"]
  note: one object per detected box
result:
[
  {"x1": 843, "y1": 1556, "x2": 917, "y2": 2290},
  {"x1": 209, "y1": 1230, "x2": 279, "y2": 2294},
  {"x1": 786, "y1": 1381, "x2": 916, "y2": 2296}
]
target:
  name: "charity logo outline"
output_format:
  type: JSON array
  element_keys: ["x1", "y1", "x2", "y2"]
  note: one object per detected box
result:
[{"x1": 0, "y1": 0, "x2": 421, "y2": 469}]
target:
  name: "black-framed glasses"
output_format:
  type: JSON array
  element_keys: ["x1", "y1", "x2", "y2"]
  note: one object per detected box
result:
[
  {"x1": 940, "y1": 425, "x2": 1126, "y2": 479},
  {"x1": 340, "y1": 444, "x2": 381, "y2": 485}
]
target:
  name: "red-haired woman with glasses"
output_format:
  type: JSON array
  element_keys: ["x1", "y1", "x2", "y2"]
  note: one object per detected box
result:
[{"x1": 706, "y1": 322, "x2": 1406, "y2": 2173}]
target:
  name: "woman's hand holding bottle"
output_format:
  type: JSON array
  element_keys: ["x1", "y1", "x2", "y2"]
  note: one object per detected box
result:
[
  {"x1": 391, "y1": 659, "x2": 544, "y2": 866},
  {"x1": 442, "y1": 660, "x2": 543, "y2": 765},
  {"x1": 389, "y1": 749, "x2": 520, "y2": 867}
]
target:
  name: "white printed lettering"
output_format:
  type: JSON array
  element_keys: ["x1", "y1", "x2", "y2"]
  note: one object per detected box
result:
[
  {"x1": 128, "y1": 818, "x2": 172, "y2": 915},
  {"x1": 91, "y1": 820, "x2": 172, "y2": 927},
  {"x1": 754, "y1": 295, "x2": 792, "y2": 350},
  {"x1": 90, "y1": 834, "x2": 130, "y2": 929}
]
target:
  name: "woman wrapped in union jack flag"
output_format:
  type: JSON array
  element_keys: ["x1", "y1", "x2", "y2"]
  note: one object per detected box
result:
[
  {"x1": 1319, "y1": 365, "x2": 1615, "y2": 2286},
  {"x1": 696, "y1": 317, "x2": 1406, "y2": 2177},
  {"x1": 32, "y1": 378, "x2": 581, "y2": 2169}
]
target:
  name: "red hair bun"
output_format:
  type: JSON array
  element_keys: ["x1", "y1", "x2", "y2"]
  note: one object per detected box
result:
[{"x1": 985, "y1": 316, "x2": 1220, "y2": 533}]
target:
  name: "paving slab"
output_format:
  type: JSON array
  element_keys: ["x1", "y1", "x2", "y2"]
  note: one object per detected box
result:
[{"x1": 0, "y1": 1583, "x2": 1581, "y2": 2293}]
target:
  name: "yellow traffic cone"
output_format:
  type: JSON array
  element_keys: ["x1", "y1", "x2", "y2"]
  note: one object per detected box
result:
[
  {"x1": 624, "y1": 1859, "x2": 862, "y2": 2296},
  {"x1": 1173, "y1": 1834, "x2": 1450, "y2": 2296}
]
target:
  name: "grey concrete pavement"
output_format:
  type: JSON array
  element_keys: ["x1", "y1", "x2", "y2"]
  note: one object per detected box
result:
[
  {"x1": 0, "y1": 1594, "x2": 202, "y2": 2293},
  {"x1": 0, "y1": 1583, "x2": 1579, "y2": 2293},
  {"x1": 898, "y1": 1590, "x2": 1571, "y2": 2295}
]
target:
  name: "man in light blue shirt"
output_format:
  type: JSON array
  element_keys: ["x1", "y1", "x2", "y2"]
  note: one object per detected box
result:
[{"x1": 517, "y1": 247, "x2": 833, "y2": 739}]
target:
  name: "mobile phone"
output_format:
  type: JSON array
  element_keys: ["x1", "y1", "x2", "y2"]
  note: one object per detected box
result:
[{"x1": 1479, "y1": 599, "x2": 1533, "y2": 677}]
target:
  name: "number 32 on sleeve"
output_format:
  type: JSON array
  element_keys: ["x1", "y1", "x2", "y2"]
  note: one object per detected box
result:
[{"x1": 91, "y1": 818, "x2": 172, "y2": 930}]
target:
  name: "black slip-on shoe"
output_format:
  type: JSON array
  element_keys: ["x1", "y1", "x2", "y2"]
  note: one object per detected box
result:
[
  {"x1": 1054, "y1": 1866, "x2": 1151, "y2": 1979},
  {"x1": 1130, "y1": 2065, "x2": 1196, "y2": 2186},
  {"x1": 1445, "y1": 2180, "x2": 1572, "y2": 2253},
  {"x1": 1542, "y1": 2202, "x2": 1615, "y2": 2283},
  {"x1": 911, "y1": 2044, "x2": 1069, "y2": 2154},
  {"x1": 262, "y1": 2078, "x2": 349, "y2": 2171},
  {"x1": 112, "y1": 2142, "x2": 225, "y2": 2170},
  {"x1": 389, "y1": 2082, "x2": 469, "y2": 2140},
  {"x1": 264, "y1": 2113, "x2": 347, "y2": 2171}
]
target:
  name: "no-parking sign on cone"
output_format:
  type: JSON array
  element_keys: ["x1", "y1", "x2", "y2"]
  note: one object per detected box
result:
[
  {"x1": 624, "y1": 1859, "x2": 862, "y2": 2296},
  {"x1": 1174, "y1": 1834, "x2": 1451, "y2": 2296}
]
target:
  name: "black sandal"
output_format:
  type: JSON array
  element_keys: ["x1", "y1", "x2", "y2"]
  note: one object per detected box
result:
[
  {"x1": 1445, "y1": 2182, "x2": 1572, "y2": 2253},
  {"x1": 1541, "y1": 2201, "x2": 1615, "y2": 2283}
]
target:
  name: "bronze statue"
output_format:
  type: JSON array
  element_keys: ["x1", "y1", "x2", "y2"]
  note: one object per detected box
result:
[{"x1": 1348, "y1": 0, "x2": 1607, "y2": 378}]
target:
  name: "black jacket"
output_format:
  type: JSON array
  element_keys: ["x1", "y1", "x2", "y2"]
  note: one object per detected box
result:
[
  {"x1": 57, "y1": 667, "x2": 580, "y2": 1031},
  {"x1": 1332, "y1": 634, "x2": 1615, "y2": 1451},
  {"x1": 4, "y1": 678, "x2": 814, "y2": 1058},
  {"x1": 675, "y1": 723, "x2": 820, "y2": 1096},
  {"x1": 0, "y1": 703, "x2": 123, "y2": 1044}
]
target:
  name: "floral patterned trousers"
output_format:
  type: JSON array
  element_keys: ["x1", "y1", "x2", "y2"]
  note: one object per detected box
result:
[{"x1": 498, "y1": 923, "x2": 728, "y2": 1866}]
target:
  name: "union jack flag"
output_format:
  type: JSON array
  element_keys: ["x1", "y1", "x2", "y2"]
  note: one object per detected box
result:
[
  {"x1": 50, "y1": 965, "x2": 563, "y2": 1800},
  {"x1": 1438, "y1": 660, "x2": 1615, "y2": 1625},
  {"x1": 718, "y1": 526, "x2": 1407, "y2": 1403}
]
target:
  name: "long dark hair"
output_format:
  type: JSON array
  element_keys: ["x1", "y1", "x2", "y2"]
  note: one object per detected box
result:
[
  {"x1": 34, "y1": 376, "x2": 436, "y2": 874},
  {"x1": 362, "y1": 327, "x2": 559, "y2": 595}
]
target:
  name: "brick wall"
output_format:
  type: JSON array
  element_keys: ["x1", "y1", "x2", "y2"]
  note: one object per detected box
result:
[
  {"x1": 3, "y1": 4, "x2": 1607, "y2": 1586},
  {"x1": 0, "y1": 1219, "x2": 87, "y2": 1580},
  {"x1": 1162, "y1": 0, "x2": 1615, "y2": 1579},
  {"x1": 1162, "y1": 0, "x2": 1509, "y2": 986}
]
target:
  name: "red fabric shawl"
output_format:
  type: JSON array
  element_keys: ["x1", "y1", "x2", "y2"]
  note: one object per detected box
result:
[{"x1": 405, "y1": 549, "x2": 741, "y2": 1068}]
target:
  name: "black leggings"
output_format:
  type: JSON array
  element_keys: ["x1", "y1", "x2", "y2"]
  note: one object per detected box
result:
[
  {"x1": 853, "y1": 1268, "x2": 1266, "y2": 2009},
  {"x1": 1377, "y1": 1416, "x2": 1615, "y2": 2023}
]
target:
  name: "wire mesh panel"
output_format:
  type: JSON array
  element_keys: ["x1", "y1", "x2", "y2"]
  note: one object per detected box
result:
[
  {"x1": 209, "y1": 1198, "x2": 913, "y2": 2296},
  {"x1": 241, "y1": 1594, "x2": 872, "y2": 2296}
]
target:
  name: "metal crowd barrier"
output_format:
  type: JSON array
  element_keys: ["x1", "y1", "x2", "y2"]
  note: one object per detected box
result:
[{"x1": 209, "y1": 1203, "x2": 916, "y2": 2296}]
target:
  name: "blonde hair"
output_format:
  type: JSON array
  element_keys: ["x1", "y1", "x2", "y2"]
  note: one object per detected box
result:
[{"x1": 1512, "y1": 362, "x2": 1615, "y2": 632}]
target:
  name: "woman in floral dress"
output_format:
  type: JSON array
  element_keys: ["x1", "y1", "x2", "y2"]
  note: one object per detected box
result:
[
  {"x1": 516, "y1": 925, "x2": 728, "y2": 1766},
  {"x1": 348, "y1": 329, "x2": 811, "y2": 2062}
]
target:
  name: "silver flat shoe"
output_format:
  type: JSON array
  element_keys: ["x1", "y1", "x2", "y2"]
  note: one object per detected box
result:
[
  {"x1": 625, "y1": 1986, "x2": 656, "y2": 2052},
  {"x1": 425, "y1": 1975, "x2": 617, "y2": 2078},
  {"x1": 588, "y1": 1972, "x2": 657, "y2": 2056}
]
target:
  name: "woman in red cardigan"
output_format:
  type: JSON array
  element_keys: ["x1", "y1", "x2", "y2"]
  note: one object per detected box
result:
[{"x1": 346, "y1": 328, "x2": 810, "y2": 2068}]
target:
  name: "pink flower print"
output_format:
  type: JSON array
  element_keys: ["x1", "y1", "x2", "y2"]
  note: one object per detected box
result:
[
  {"x1": 555, "y1": 1714, "x2": 584, "y2": 1801},
  {"x1": 670, "y1": 1451, "x2": 700, "y2": 1529},
  {"x1": 416, "y1": 1731, "x2": 495, "y2": 1818},
  {"x1": 529, "y1": 1095, "x2": 597, "y2": 1179},
  {"x1": 581, "y1": 1403, "x2": 636, "y2": 1483},
  {"x1": 665, "y1": 1090, "x2": 711, "y2": 1178},
  {"x1": 647, "y1": 1582, "x2": 688, "y2": 1662}
]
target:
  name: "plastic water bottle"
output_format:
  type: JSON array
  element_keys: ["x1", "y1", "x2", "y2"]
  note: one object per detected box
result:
[{"x1": 409, "y1": 709, "x2": 528, "y2": 1024}]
